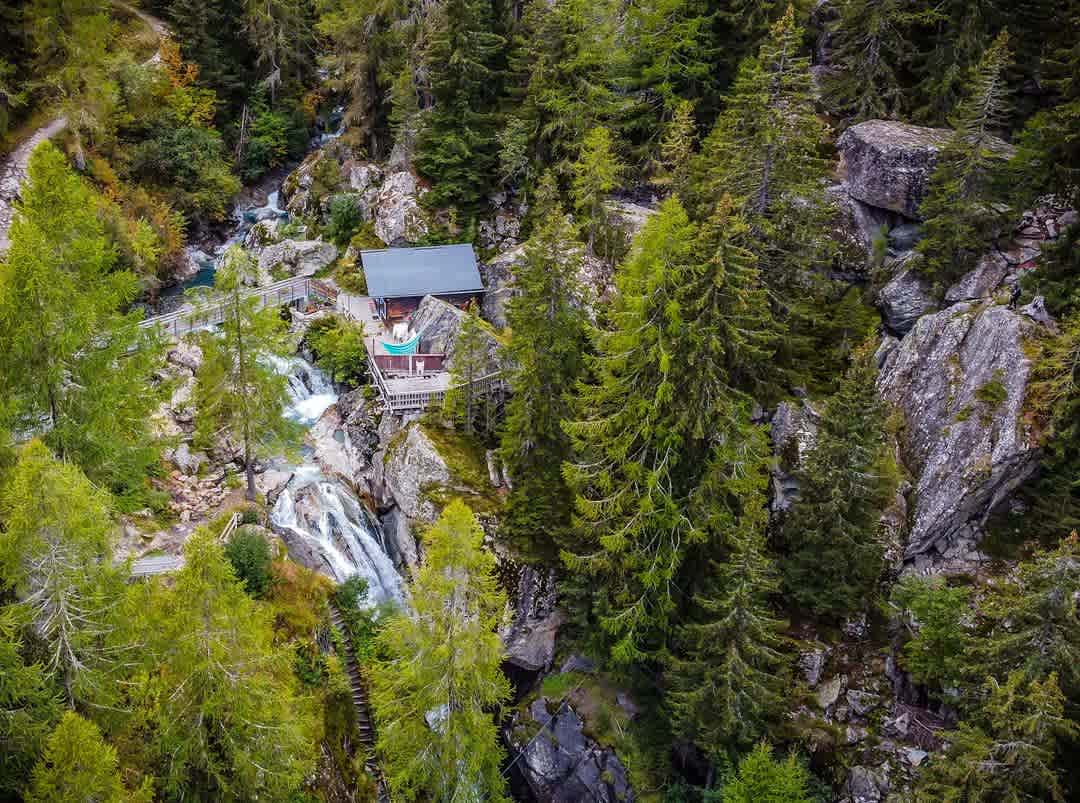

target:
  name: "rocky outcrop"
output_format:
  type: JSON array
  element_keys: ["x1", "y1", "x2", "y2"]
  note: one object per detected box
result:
[
  {"x1": 373, "y1": 170, "x2": 429, "y2": 245},
  {"x1": 410, "y1": 294, "x2": 502, "y2": 373},
  {"x1": 770, "y1": 400, "x2": 820, "y2": 512},
  {"x1": 380, "y1": 423, "x2": 455, "y2": 523},
  {"x1": 828, "y1": 185, "x2": 900, "y2": 274},
  {"x1": 379, "y1": 505, "x2": 420, "y2": 571},
  {"x1": 500, "y1": 564, "x2": 562, "y2": 674},
  {"x1": 505, "y1": 698, "x2": 634, "y2": 803},
  {"x1": 837, "y1": 121, "x2": 954, "y2": 219},
  {"x1": 877, "y1": 301, "x2": 1046, "y2": 568},
  {"x1": 479, "y1": 244, "x2": 523, "y2": 329},
  {"x1": 878, "y1": 254, "x2": 937, "y2": 336},
  {"x1": 255, "y1": 239, "x2": 337, "y2": 281},
  {"x1": 478, "y1": 196, "x2": 523, "y2": 252}
]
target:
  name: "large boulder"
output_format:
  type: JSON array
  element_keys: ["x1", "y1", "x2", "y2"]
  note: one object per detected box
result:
[
  {"x1": 379, "y1": 423, "x2": 455, "y2": 523},
  {"x1": 828, "y1": 185, "x2": 901, "y2": 274},
  {"x1": 479, "y1": 244, "x2": 523, "y2": 329},
  {"x1": 255, "y1": 239, "x2": 337, "y2": 280},
  {"x1": 505, "y1": 698, "x2": 634, "y2": 803},
  {"x1": 877, "y1": 253, "x2": 937, "y2": 336},
  {"x1": 500, "y1": 564, "x2": 562, "y2": 673},
  {"x1": 877, "y1": 301, "x2": 1046, "y2": 566},
  {"x1": 410, "y1": 294, "x2": 502, "y2": 373},
  {"x1": 374, "y1": 170, "x2": 429, "y2": 245},
  {"x1": 837, "y1": 121, "x2": 953, "y2": 219}
]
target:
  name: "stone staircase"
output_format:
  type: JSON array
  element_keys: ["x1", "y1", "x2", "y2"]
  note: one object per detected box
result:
[{"x1": 328, "y1": 602, "x2": 390, "y2": 802}]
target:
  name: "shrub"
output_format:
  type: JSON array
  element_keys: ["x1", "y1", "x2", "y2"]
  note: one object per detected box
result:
[
  {"x1": 225, "y1": 526, "x2": 273, "y2": 598},
  {"x1": 325, "y1": 195, "x2": 363, "y2": 246},
  {"x1": 306, "y1": 314, "x2": 368, "y2": 387}
]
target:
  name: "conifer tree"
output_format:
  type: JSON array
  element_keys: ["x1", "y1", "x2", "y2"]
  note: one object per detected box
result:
[
  {"x1": 564, "y1": 198, "x2": 732, "y2": 661},
  {"x1": 916, "y1": 31, "x2": 1013, "y2": 287},
  {"x1": 780, "y1": 345, "x2": 896, "y2": 619},
  {"x1": 443, "y1": 302, "x2": 492, "y2": 436},
  {"x1": 0, "y1": 143, "x2": 164, "y2": 499},
  {"x1": 192, "y1": 246, "x2": 300, "y2": 501},
  {"x1": 370, "y1": 501, "x2": 510, "y2": 802},
  {"x1": 136, "y1": 529, "x2": 317, "y2": 799},
  {"x1": 667, "y1": 421, "x2": 789, "y2": 765},
  {"x1": 0, "y1": 441, "x2": 126, "y2": 708},
  {"x1": 243, "y1": 0, "x2": 315, "y2": 103},
  {"x1": 0, "y1": 606, "x2": 58, "y2": 797},
  {"x1": 823, "y1": 0, "x2": 910, "y2": 121},
  {"x1": 500, "y1": 174, "x2": 587, "y2": 551},
  {"x1": 914, "y1": 672, "x2": 1078, "y2": 802},
  {"x1": 722, "y1": 742, "x2": 814, "y2": 803},
  {"x1": 26, "y1": 712, "x2": 151, "y2": 803},
  {"x1": 413, "y1": 0, "x2": 505, "y2": 209},
  {"x1": 655, "y1": 99, "x2": 697, "y2": 195},
  {"x1": 570, "y1": 126, "x2": 623, "y2": 252}
]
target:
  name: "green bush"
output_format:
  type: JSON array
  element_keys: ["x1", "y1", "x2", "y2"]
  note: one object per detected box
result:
[
  {"x1": 307, "y1": 314, "x2": 369, "y2": 387},
  {"x1": 325, "y1": 195, "x2": 364, "y2": 246},
  {"x1": 225, "y1": 526, "x2": 274, "y2": 598}
]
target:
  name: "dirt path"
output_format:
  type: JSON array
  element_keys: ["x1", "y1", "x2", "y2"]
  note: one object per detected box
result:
[{"x1": 0, "y1": 2, "x2": 168, "y2": 253}]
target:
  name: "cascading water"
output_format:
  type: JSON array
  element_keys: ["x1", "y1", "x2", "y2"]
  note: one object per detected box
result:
[{"x1": 269, "y1": 356, "x2": 406, "y2": 610}]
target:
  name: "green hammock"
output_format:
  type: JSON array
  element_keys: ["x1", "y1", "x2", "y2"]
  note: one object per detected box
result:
[{"x1": 383, "y1": 331, "x2": 422, "y2": 355}]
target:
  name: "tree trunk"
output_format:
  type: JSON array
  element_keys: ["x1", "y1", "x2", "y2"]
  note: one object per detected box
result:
[{"x1": 244, "y1": 435, "x2": 256, "y2": 501}]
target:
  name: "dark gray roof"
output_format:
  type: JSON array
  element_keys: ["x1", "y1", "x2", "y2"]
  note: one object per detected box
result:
[{"x1": 361, "y1": 244, "x2": 484, "y2": 299}]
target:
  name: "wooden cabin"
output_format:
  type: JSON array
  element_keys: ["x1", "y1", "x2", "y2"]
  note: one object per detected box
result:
[{"x1": 360, "y1": 243, "x2": 485, "y2": 322}]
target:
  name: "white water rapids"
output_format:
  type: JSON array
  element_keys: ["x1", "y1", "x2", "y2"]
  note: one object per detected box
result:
[{"x1": 267, "y1": 355, "x2": 406, "y2": 610}]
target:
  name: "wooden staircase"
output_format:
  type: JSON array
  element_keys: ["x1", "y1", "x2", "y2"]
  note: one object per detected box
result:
[{"x1": 328, "y1": 602, "x2": 390, "y2": 802}]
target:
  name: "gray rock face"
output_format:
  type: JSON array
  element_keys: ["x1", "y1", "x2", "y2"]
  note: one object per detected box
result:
[
  {"x1": 380, "y1": 423, "x2": 453, "y2": 523},
  {"x1": 379, "y1": 505, "x2": 419, "y2": 571},
  {"x1": 479, "y1": 244, "x2": 524, "y2": 329},
  {"x1": 878, "y1": 254, "x2": 937, "y2": 335},
  {"x1": 770, "y1": 400, "x2": 819, "y2": 512},
  {"x1": 255, "y1": 239, "x2": 338, "y2": 281},
  {"x1": 500, "y1": 564, "x2": 563, "y2": 673},
  {"x1": 944, "y1": 251, "x2": 1011, "y2": 303},
  {"x1": 373, "y1": 171, "x2": 428, "y2": 245},
  {"x1": 507, "y1": 698, "x2": 634, "y2": 803},
  {"x1": 878, "y1": 301, "x2": 1043, "y2": 562},
  {"x1": 828, "y1": 185, "x2": 899, "y2": 273},
  {"x1": 410, "y1": 295, "x2": 502, "y2": 373},
  {"x1": 845, "y1": 765, "x2": 890, "y2": 803},
  {"x1": 837, "y1": 121, "x2": 953, "y2": 219}
]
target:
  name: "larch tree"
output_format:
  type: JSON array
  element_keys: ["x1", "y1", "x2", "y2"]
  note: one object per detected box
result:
[
  {"x1": 136, "y1": 528, "x2": 317, "y2": 800},
  {"x1": 780, "y1": 344, "x2": 897, "y2": 619},
  {"x1": 655, "y1": 99, "x2": 698, "y2": 195},
  {"x1": 666, "y1": 420, "x2": 789, "y2": 769},
  {"x1": 499, "y1": 173, "x2": 587, "y2": 552},
  {"x1": 570, "y1": 125, "x2": 623, "y2": 253},
  {"x1": 413, "y1": 0, "x2": 505, "y2": 209},
  {"x1": 370, "y1": 500, "x2": 510, "y2": 802},
  {"x1": 722, "y1": 742, "x2": 814, "y2": 803},
  {"x1": 913, "y1": 672, "x2": 1078, "y2": 802},
  {"x1": 192, "y1": 245, "x2": 300, "y2": 500},
  {"x1": 823, "y1": 0, "x2": 911, "y2": 122},
  {"x1": 0, "y1": 143, "x2": 164, "y2": 500},
  {"x1": 916, "y1": 31, "x2": 1013, "y2": 287},
  {"x1": 26, "y1": 711, "x2": 151, "y2": 803},
  {"x1": 0, "y1": 440, "x2": 126, "y2": 709}
]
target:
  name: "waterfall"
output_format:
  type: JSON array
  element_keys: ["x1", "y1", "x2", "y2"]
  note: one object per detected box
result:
[{"x1": 269, "y1": 356, "x2": 405, "y2": 610}]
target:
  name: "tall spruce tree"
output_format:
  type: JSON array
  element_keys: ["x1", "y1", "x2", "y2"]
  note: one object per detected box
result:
[
  {"x1": 442, "y1": 302, "x2": 493, "y2": 436},
  {"x1": 134, "y1": 529, "x2": 317, "y2": 799},
  {"x1": 823, "y1": 0, "x2": 910, "y2": 121},
  {"x1": 916, "y1": 31, "x2": 1013, "y2": 287},
  {"x1": 413, "y1": 0, "x2": 505, "y2": 209},
  {"x1": 570, "y1": 126, "x2": 623, "y2": 253},
  {"x1": 914, "y1": 672, "x2": 1078, "y2": 802},
  {"x1": 0, "y1": 441, "x2": 126, "y2": 709},
  {"x1": 499, "y1": 174, "x2": 587, "y2": 552},
  {"x1": 780, "y1": 345, "x2": 896, "y2": 619},
  {"x1": 192, "y1": 246, "x2": 300, "y2": 500},
  {"x1": 370, "y1": 500, "x2": 510, "y2": 802},
  {"x1": 666, "y1": 420, "x2": 789, "y2": 767},
  {"x1": 0, "y1": 143, "x2": 164, "y2": 499}
]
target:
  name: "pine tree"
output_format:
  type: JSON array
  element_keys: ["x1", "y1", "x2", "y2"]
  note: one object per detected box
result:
[
  {"x1": 413, "y1": 0, "x2": 505, "y2": 209},
  {"x1": 0, "y1": 606, "x2": 58, "y2": 797},
  {"x1": 500, "y1": 174, "x2": 587, "y2": 552},
  {"x1": 780, "y1": 344, "x2": 896, "y2": 619},
  {"x1": 370, "y1": 500, "x2": 510, "y2": 802},
  {"x1": 563, "y1": 198, "x2": 725, "y2": 662},
  {"x1": 977, "y1": 536, "x2": 1080, "y2": 699},
  {"x1": 0, "y1": 143, "x2": 165, "y2": 499},
  {"x1": 135, "y1": 528, "x2": 317, "y2": 799},
  {"x1": 916, "y1": 31, "x2": 1013, "y2": 287},
  {"x1": 192, "y1": 246, "x2": 301, "y2": 500},
  {"x1": 722, "y1": 742, "x2": 814, "y2": 803},
  {"x1": 570, "y1": 126, "x2": 623, "y2": 252},
  {"x1": 514, "y1": 0, "x2": 625, "y2": 172},
  {"x1": 0, "y1": 441, "x2": 126, "y2": 708},
  {"x1": 443, "y1": 302, "x2": 492, "y2": 436},
  {"x1": 26, "y1": 712, "x2": 151, "y2": 803},
  {"x1": 823, "y1": 0, "x2": 911, "y2": 121},
  {"x1": 667, "y1": 421, "x2": 789, "y2": 764},
  {"x1": 914, "y1": 672, "x2": 1078, "y2": 802}
]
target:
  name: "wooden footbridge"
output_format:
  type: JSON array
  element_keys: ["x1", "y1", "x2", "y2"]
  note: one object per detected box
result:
[{"x1": 139, "y1": 276, "x2": 337, "y2": 339}]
